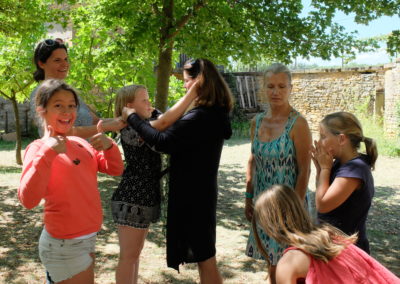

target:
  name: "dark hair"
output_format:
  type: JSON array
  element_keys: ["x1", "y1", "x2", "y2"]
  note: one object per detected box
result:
[
  {"x1": 35, "y1": 79, "x2": 79, "y2": 109},
  {"x1": 183, "y1": 58, "x2": 233, "y2": 112},
  {"x1": 33, "y1": 39, "x2": 68, "y2": 82}
]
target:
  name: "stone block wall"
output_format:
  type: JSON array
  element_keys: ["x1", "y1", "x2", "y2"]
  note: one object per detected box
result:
[
  {"x1": 384, "y1": 60, "x2": 400, "y2": 137},
  {"x1": 290, "y1": 69, "x2": 385, "y2": 132},
  {"x1": 236, "y1": 62, "x2": 399, "y2": 137},
  {"x1": 0, "y1": 98, "x2": 32, "y2": 135}
]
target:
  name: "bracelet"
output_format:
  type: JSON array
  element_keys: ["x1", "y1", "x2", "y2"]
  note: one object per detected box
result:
[{"x1": 245, "y1": 192, "x2": 254, "y2": 198}]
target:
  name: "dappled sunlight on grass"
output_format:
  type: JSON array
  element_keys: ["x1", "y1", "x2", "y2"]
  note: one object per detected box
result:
[{"x1": 1, "y1": 138, "x2": 399, "y2": 282}]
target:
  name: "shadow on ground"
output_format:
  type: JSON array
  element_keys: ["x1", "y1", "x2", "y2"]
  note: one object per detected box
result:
[
  {"x1": 367, "y1": 186, "x2": 400, "y2": 275},
  {"x1": 0, "y1": 185, "x2": 43, "y2": 283},
  {"x1": 1, "y1": 162, "x2": 398, "y2": 282}
]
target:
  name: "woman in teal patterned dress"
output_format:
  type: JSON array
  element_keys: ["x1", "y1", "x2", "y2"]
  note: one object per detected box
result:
[{"x1": 245, "y1": 63, "x2": 312, "y2": 284}]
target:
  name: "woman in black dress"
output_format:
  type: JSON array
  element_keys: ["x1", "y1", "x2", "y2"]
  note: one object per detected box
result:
[{"x1": 123, "y1": 59, "x2": 233, "y2": 283}]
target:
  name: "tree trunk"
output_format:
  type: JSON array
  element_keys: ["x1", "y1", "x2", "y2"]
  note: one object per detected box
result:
[
  {"x1": 155, "y1": 44, "x2": 174, "y2": 112},
  {"x1": 11, "y1": 96, "x2": 22, "y2": 165},
  {"x1": 155, "y1": 0, "x2": 174, "y2": 112}
]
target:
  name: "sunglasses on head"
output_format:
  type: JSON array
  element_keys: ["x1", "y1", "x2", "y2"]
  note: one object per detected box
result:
[{"x1": 41, "y1": 38, "x2": 64, "y2": 47}]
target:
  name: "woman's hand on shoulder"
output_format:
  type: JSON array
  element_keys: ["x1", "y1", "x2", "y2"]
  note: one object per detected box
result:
[
  {"x1": 42, "y1": 125, "x2": 67, "y2": 154},
  {"x1": 121, "y1": 107, "x2": 136, "y2": 122}
]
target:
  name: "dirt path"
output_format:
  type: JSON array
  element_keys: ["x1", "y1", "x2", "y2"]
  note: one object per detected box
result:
[{"x1": 0, "y1": 139, "x2": 399, "y2": 283}]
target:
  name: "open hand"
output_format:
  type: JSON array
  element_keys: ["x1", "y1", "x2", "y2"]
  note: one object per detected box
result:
[
  {"x1": 42, "y1": 125, "x2": 67, "y2": 154},
  {"x1": 311, "y1": 140, "x2": 333, "y2": 172}
]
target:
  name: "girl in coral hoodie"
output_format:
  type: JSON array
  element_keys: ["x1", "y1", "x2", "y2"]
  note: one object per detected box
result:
[{"x1": 19, "y1": 79, "x2": 123, "y2": 284}]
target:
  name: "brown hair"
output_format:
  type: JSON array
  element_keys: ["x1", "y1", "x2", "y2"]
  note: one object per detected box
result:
[
  {"x1": 253, "y1": 184, "x2": 357, "y2": 264},
  {"x1": 33, "y1": 39, "x2": 68, "y2": 82},
  {"x1": 114, "y1": 84, "x2": 147, "y2": 118},
  {"x1": 183, "y1": 58, "x2": 233, "y2": 112},
  {"x1": 35, "y1": 79, "x2": 79, "y2": 109},
  {"x1": 321, "y1": 112, "x2": 378, "y2": 170}
]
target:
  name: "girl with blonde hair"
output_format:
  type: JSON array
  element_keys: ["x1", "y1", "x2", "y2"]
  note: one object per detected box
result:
[
  {"x1": 311, "y1": 112, "x2": 377, "y2": 253},
  {"x1": 112, "y1": 83, "x2": 197, "y2": 284},
  {"x1": 122, "y1": 58, "x2": 233, "y2": 283},
  {"x1": 253, "y1": 184, "x2": 399, "y2": 283}
]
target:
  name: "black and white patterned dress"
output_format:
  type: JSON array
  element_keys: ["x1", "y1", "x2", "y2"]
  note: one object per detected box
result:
[{"x1": 111, "y1": 122, "x2": 162, "y2": 229}]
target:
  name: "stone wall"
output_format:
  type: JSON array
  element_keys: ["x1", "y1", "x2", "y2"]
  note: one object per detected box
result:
[
  {"x1": 384, "y1": 61, "x2": 400, "y2": 137},
  {"x1": 0, "y1": 98, "x2": 32, "y2": 136},
  {"x1": 232, "y1": 60, "x2": 400, "y2": 137}
]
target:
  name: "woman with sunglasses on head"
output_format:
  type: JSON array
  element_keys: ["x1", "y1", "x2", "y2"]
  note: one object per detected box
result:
[
  {"x1": 30, "y1": 39, "x2": 123, "y2": 138},
  {"x1": 122, "y1": 59, "x2": 233, "y2": 283},
  {"x1": 30, "y1": 39, "x2": 124, "y2": 284}
]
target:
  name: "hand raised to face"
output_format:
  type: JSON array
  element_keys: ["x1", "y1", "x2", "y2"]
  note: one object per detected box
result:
[{"x1": 311, "y1": 140, "x2": 333, "y2": 171}]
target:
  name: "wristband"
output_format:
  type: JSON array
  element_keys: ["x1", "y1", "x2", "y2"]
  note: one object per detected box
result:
[{"x1": 245, "y1": 192, "x2": 254, "y2": 198}]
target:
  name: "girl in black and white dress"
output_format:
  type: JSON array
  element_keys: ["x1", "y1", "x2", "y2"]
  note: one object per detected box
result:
[{"x1": 112, "y1": 84, "x2": 197, "y2": 284}]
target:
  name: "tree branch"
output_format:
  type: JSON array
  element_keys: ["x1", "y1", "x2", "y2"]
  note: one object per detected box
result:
[
  {"x1": 152, "y1": 3, "x2": 161, "y2": 17},
  {"x1": 166, "y1": 0, "x2": 207, "y2": 40},
  {"x1": 0, "y1": 89, "x2": 12, "y2": 100}
]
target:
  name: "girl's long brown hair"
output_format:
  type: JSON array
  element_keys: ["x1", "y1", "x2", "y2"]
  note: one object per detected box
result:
[{"x1": 253, "y1": 185, "x2": 357, "y2": 263}]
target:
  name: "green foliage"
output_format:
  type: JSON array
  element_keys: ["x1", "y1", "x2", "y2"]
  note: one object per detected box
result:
[
  {"x1": 166, "y1": 75, "x2": 186, "y2": 107},
  {"x1": 0, "y1": 0, "x2": 56, "y2": 36},
  {"x1": 66, "y1": 0, "x2": 397, "y2": 112},
  {"x1": 355, "y1": 99, "x2": 400, "y2": 157},
  {"x1": 387, "y1": 30, "x2": 400, "y2": 57},
  {"x1": 66, "y1": 1, "x2": 157, "y2": 118},
  {"x1": 231, "y1": 119, "x2": 251, "y2": 139},
  {"x1": 358, "y1": 115, "x2": 400, "y2": 157}
]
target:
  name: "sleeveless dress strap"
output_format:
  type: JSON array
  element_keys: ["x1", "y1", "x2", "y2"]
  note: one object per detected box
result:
[
  {"x1": 254, "y1": 111, "x2": 266, "y2": 139},
  {"x1": 285, "y1": 109, "x2": 300, "y2": 134},
  {"x1": 283, "y1": 246, "x2": 300, "y2": 254}
]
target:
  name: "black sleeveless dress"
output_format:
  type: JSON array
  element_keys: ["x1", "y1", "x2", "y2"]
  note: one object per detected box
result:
[{"x1": 111, "y1": 122, "x2": 162, "y2": 229}]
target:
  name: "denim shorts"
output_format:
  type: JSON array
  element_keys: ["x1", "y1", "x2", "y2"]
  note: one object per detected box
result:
[{"x1": 38, "y1": 228, "x2": 96, "y2": 282}]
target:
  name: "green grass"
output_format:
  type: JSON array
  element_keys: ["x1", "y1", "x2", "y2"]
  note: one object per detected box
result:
[
  {"x1": 231, "y1": 120, "x2": 251, "y2": 139},
  {"x1": 358, "y1": 116, "x2": 400, "y2": 157},
  {"x1": 0, "y1": 137, "x2": 34, "y2": 151}
]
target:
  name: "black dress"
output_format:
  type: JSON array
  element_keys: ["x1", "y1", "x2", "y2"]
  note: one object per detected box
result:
[
  {"x1": 111, "y1": 118, "x2": 162, "y2": 229},
  {"x1": 127, "y1": 105, "x2": 232, "y2": 270}
]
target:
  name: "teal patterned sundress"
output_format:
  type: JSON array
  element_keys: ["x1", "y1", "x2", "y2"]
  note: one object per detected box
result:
[{"x1": 245, "y1": 108, "x2": 309, "y2": 265}]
